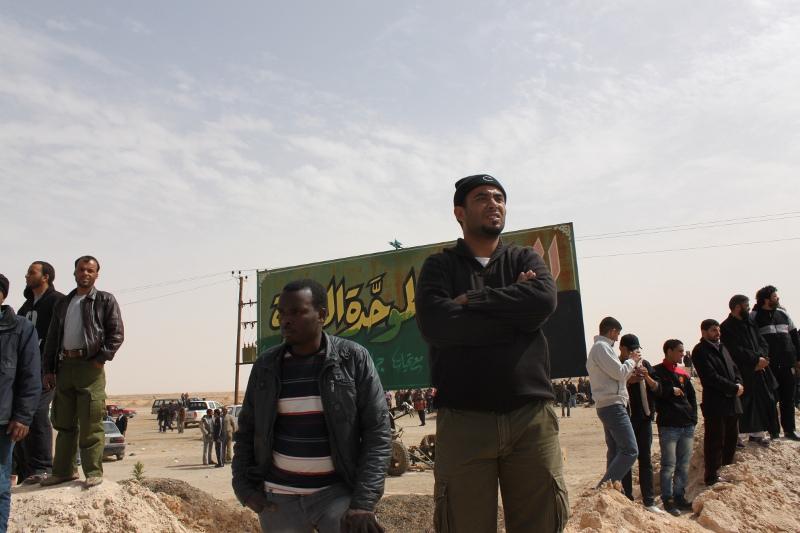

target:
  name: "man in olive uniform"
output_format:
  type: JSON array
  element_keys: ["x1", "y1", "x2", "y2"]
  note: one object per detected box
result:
[{"x1": 41, "y1": 256, "x2": 124, "y2": 489}]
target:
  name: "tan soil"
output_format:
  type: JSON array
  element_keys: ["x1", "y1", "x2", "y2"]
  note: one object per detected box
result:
[{"x1": 9, "y1": 389, "x2": 800, "y2": 532}]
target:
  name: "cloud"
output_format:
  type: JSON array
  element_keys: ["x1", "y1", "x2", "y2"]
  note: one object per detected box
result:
[{"x1": 45, "y1": 18, "x2": 74, "y2": 32}]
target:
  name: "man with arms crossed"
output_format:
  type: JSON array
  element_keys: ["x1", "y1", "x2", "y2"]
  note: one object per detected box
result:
[
  {"x1": 416, "y1": 175, "x2": 564, "y2": 533},
  {"x1": 586, "y1": 317, "x2": 639, "y2": 489},
  {"x1": 233, "y1": 280, "x2": 390, "y2": 532},
  {"x1": 41, "y1": 256, "x2": 124, "y2": 489}
]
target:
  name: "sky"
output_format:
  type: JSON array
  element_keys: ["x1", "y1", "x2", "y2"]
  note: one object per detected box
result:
[{"x1": 2, "y1": 1, "x2": 800, "y2": 395}]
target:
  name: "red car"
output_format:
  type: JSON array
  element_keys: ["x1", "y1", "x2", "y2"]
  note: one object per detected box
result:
[{"x1": 106, "y1": 404, "x2": 137, "y2": 418}]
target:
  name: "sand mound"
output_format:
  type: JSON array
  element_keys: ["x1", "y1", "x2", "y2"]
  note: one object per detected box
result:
[
  {"x1": 567, "y1": 429, "x2": 800, "y2": 533},
  {"x1": 9, "y1": 479, "x2": 187, "y2": 533}
]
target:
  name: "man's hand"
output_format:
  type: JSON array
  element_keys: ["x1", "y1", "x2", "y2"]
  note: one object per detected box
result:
[
  {"x1": 736, "y1": 384, "x2": 745, "y2": 397},
  {"x1": 516, "y1": 270, "x2": 536, "y2": 283},
  {"x1": 91, "y1": 359, "x2": 104, "y2": 369},
  {"x1": 673, "y1": 387, "x2": 684, "y2": 397},
  {"x1": 453, "y1": 294, "x2": 468, "y2": 305},
  {"x1": 7, "y1": 421, "x2": 30, "y2": 442},
  {"x1": 244, "y1": 491, "x2": 275, "y2": 514},
  {"x1": 43, "y1": 373, "x2": 56, "y2": 391},
  {"x1": 756, "y1": 357, "x2": 769, "y2": 371},
  {"x1": 341, "y1": 509, "x2": 385, "y2": 533}
]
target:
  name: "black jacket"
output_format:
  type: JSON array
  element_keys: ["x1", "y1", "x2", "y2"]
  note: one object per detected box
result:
[
  {"x1": 626, "y1": 359, "x2": 659, "y2": 422},
  {"x1": 750, "y1": 307, "x2": 800, "y2": 367},
  {"x1": 43, "y1": 286, "x2": 124, "y2": 373},
  {"x1": 721, "y1": 314, "x2": 777, "y2": 392},
  {"x1": 0, "y1": 305, "x2": 42, "y2": 426},
  {"x1": 692, "y1": 339, "x2": 743, "y2": 417},
  {"x1": 652, "y1": 363, "x2": 697, "y2": 427},
  {"x1": 415, "y1": 238, "x2": 558, "y2": 412},
  {"x1": 18, "y1": 286, "x2": 65, "y2": 356},
  {"x1": 232, "y1": 334, "x2": 391, "y2": 512}
]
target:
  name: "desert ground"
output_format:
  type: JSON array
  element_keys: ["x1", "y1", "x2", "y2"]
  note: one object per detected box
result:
[{"x1": 9, "y1": 390, "x2": 800, "y2": 532}]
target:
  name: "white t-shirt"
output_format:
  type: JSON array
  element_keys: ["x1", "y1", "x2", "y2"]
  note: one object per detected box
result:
[{"x1": 475, "y1": 257, "x2": 490, "y2": 267}]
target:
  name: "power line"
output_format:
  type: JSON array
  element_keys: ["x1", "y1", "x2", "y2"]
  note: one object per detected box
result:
[
  {"x1": 115, "y1": 268, "x2": 260, "y2": 294},
  {"x1": 122, "y1": 278, "x2": 236, "y2": 305},
  {"x1": 577, "y1": 211, "x2": 800, "y2": 242},
  {"x1": 580, "y1": 236, "x2": 800, "y2": 259}
]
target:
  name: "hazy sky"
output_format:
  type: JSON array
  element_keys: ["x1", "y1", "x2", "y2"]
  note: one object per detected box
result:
[{"x1": 3, "y1": 1, "x2": 800, "y2": 395}]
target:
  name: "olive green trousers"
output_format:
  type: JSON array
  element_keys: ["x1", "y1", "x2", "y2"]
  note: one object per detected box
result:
[
  {"x1": 434, "y1": 400, "x2": 569, "y2": 533},
  {"x1": 51, "y1": 359, "x2": 107, "y2": 479}
]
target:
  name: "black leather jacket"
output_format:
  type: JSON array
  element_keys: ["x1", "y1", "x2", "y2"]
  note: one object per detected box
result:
[
  {"x1": 232, "y1": 333, "x2": 391, "y2": 511},
  {"x1": 44, "y1": 286, "x2": 124, "y2": 373}
]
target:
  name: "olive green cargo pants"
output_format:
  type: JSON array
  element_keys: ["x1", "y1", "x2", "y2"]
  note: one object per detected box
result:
[
  {"x1": 51, "y1": 359, "x2": 107, "y2": 479},
  {"x1": 434, "y1": 400, "x2": 569, "y2": 533}
]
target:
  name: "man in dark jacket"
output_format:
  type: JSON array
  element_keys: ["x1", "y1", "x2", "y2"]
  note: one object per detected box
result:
[
  {"x1": 692, "y1": 319, "x2": 743, "y2": 486},
  {"x1": 232, "y1": 279, "x2": 390, "y2": 533},
  {"x1": 619, "y1": 334, "x2": 662, "y2": 514},
  {"x1": 0, "y1": 274, "x2": 42, "y2": 530},
  {"x1": 416, "y1": 175, "x2": 564, "y2": 533},
  {"x1": 15, "y1": 261, "x2": 64, "y2": 485},
  {"x1": 652, "y1": 339, "x2": 697, "y2": 516},
  {"x1": 721, "y1": 295, "x2": 778, "y2": 445},
  {"x1": 40, "y1": 256, "x2": 124, "y2": 489},
  {"x1": 750, "y1": 285, "x2": 800, "y2": 440}
]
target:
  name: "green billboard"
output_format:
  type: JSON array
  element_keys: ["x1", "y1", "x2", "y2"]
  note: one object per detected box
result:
[{"x1": 256, "y1": 223, "x2": 586, "y2": 390}]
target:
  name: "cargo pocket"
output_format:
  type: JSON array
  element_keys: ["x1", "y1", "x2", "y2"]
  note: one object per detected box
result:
[
  {"x1": 89, "y1": 395, "x2": 106, "y2": 423},
  {"x1": 553, "y1": 474, "x2": 569, "y2": 532},
  {"x1": 434, "y1": 482, "x2": 452, "y2": 533}
]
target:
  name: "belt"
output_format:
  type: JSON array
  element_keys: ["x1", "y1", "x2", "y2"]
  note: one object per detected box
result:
[{"x1": 62, "y1": 349, "x2": 87, "y2": 358}]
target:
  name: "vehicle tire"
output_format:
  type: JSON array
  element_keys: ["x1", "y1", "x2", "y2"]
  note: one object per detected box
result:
[
  {"x1": 116, "y1": 454, "x2": 124, "y2": 461},
  {"x1": 419, "y1": 434, "x2": 436, "y2": 461},
  {"x1": 387, "y1": 440, "x2": 409, "y2": 476}
]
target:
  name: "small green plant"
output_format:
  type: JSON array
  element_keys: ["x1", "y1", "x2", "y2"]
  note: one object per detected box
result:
[{"x1": 132, "y1": 461, "x2": 145, "y2": 482}]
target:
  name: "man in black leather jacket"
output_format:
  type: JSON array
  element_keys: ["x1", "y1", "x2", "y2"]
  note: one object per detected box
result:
[
  {"x1": 233, "y1": 279, "x2": 390, "y2": 533},
  {"x1": 40, "y1": 256, "x2": 124, "y2": 489}
]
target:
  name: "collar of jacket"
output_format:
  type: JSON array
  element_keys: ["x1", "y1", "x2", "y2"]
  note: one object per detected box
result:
[
  {"x1": 264, "y1": 332, "x2": 346, "y2": 373},
  {"x1": 24, "y1": 285, "x2": 57, "y2": 306},
  {"x1": 0, "y1": 305, "x2": 16, "y2": 331},
  {"x1": 448, "y1": 237, "x2": 508, "y2": 262},
  {"x1": 594, "y1": 335, "x2": 615, "y2": 347},
  {"x1": 65, "y1": 286, "x2": 98, "y2": 301}
]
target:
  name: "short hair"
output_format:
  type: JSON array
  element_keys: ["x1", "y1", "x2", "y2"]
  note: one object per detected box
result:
[
  {"x1": 663, "y1": 339, "x2": 684, "y2": 354},
  {"x1": 700, "y1": 319, "x2": 720, "y2": 331},
  {"x1": 728, "y1": 294, "x2": 749, "y2": 311},
  {"x1": 599, "y1": 316, "x2": 622, "y2": 335},
  {"x1": 74, "y1": 255, "x2": 100, "y2": 271},
  {"x1": 282, "y1": 279, "x2": 328, "y2": 310},
  {"x1": 33, "y1": 261, "x2": 56, "y2": 286},
  {"x1": 755, "y1": 285, "x2": 777, "y2": 307}
]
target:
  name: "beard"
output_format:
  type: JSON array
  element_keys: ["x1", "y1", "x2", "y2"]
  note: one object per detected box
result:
[{"x1": 479, "y1": 222, "x2": 504, "y2": 236}]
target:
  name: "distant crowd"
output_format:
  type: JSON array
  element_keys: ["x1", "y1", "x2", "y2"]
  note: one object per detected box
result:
[{"x1": 385, "y1": 388, "x2": 436, "y2": 427}]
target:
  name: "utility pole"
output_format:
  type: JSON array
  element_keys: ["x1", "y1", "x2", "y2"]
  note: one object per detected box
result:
[{"x1": 234, "y1": 271, "x2": 245, "y2": 406}]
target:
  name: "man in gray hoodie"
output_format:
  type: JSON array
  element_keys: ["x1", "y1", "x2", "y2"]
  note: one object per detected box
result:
[{"x1": 586, "y1": 317, "x2": 640, "y2": 488}]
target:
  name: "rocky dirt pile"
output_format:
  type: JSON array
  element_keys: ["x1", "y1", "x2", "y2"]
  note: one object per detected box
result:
[
  {"x1": 9, "y1": 479, "x2": 187, "y2": 533},
  {"x1": 567, "y1": 433, "x2": 800, "y2": 533}
]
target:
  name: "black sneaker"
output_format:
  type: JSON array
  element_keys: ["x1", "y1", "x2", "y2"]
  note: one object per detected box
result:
[
  {"x1": 785, "y1": 432, "x2": 800, "y2": 441},
  {"x1": 674, "y1": 496, "x2": 693, "y2": 511},
  {"x1": 663, "y1": 498, "x2": 682, "y2": 517}
]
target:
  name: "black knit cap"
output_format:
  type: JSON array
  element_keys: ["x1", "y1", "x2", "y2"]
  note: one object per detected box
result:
[
  {"x1": 453, "y1": 174, "x2": 507, "y2": 206},
  {"x1": 0, "y1": 274, "x2": 8, "y2": 299}
]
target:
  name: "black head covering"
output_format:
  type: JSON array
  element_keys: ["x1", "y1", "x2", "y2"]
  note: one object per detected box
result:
[{"x1": 453, "y1": 174, "x2": 507, "y2": 206}]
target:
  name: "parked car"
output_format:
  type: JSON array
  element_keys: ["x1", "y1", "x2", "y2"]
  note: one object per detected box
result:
[
  {"x1": 151, "y1": 398, "x2": 181, "y2": 415},
  {"x1": 103, "y1": 420, "x2": 126, "y2": 461},
  {"x1": 184, "y1": 399, "x2": 224, "y2": 428},
  {"x1": 106, "y1": 404, "x2": 137, "y2": 418}
]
